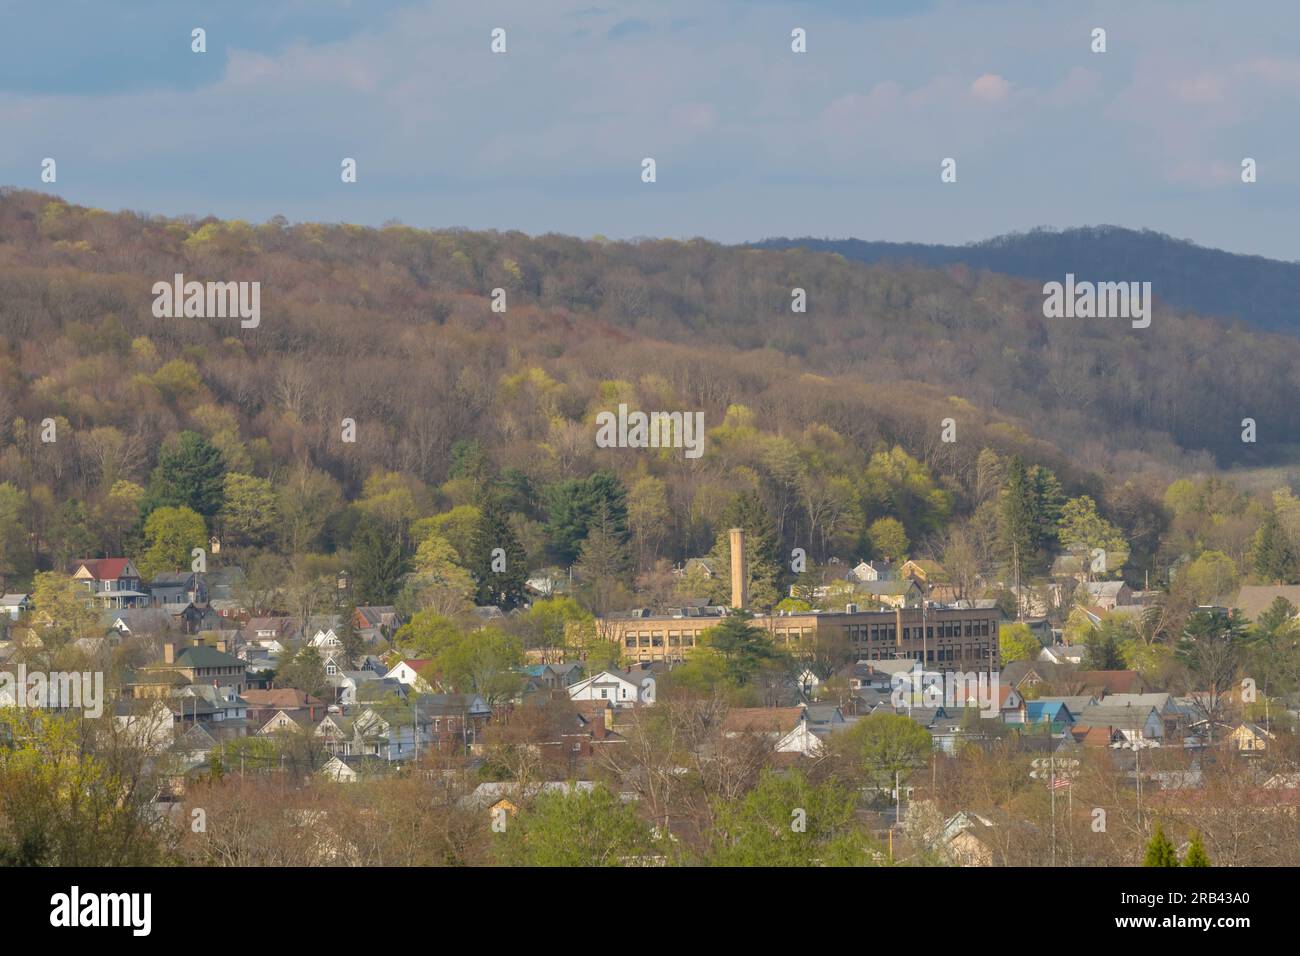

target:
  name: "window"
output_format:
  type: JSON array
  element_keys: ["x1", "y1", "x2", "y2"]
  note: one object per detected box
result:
[
  {"x1": 600, "y1": 689, "x2": 608, "y2": 699},
  {"x1": 625, "y1": 636, "x2": 636, "y2": 648}
]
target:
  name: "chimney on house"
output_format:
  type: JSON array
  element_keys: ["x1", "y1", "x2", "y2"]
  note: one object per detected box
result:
[
  {"x1": 729, "y1": 527, "x2": 748, "y2": 611},
  {"x1": 592, "y1": 707, "x2": 607, "y2": 740},
  {"x1": 162, "y1": 642, "x2": 175, "y2": 665}
]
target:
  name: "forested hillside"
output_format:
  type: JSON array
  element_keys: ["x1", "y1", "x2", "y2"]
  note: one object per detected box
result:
[
  {"x1": 753, "y1": 226, "x2": 1300, "y2": 337},
  {"x1": 0, "y1": 187, "x2": 1298, "y2": 604}
]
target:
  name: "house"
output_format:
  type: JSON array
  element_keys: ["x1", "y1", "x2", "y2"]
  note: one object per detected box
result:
[
  {"x1": 997, "y1": 685, "x2": 1027, "y2": 724},
  {"x1": 243, "y1": 688, "x2": 328, "y2": 727},
  {"x1": 350, "y1": 705, "x2": 426, "y2": 760},
  {"x1": 520, "y1": 661, "x2": 585, "y2": 695},
  {"x1": 332, "y1": 669, "x2": 384, "y2": 706},
  {"x1": 103, "y1": 607, "x2": 174, "y2": 638},
  {"x1": 204, "y1": 566, "x2": 247, "y2": 617},
  {"x1": 856, "y1": 579, "x2": 924, "y2": 608},
  {"x1": 175, "y1": 683, "x2": 248, "y2": 730},
  {"x1": 309, "y1": 628, "x2": 344, "y2": 651},
  {"x1": 170, "y1": 723, "x2": 219, "y2": 769},
  {"x1": 112, "y1": 699, "x2": 176, "y2": 754},
  {"x1": 0, "y1": 594, "x2": 31, "y2": 620},
  {"x1": 166, "y1": 602, "x2": 223, "y2": 635},
  {"x1": 462, "y1": 780, "x2": 601, "y2": 814},
  {"x1": 846, "y1": 560, "x2": 896, "y2": 583},
  {"x1": 353, "y1": 606, "x2": 401, "y2": 635},
  {"x1": 1234, "y1": 585, "x2": 1300, "y2": 623},
  {"x1": 524, "y1": 569, "x2": 570, "y2": 598},
  {"x1": 1103, "y1": 693, "x2": 1191, "y2": 739},
  {"x1": 722, "y1": 706, "x2": 823, "y2": 757},
  {"x1": 567, "y1": 669, "x2": 646, "y2": 710},
  {"x1": 70, "y1": 558, "x2": 149, "y2": 608},
  {"x1": 900, "y1": 559, "x2": 948, "y2": 586},
  {"x1": 1072, "y1": 704, "x2": 1162, "y2": 742},
  {"x1": 244, "y1": 617, "x2": 297, "y2": 647},
  {"x1": 899, "y1": 705, "x2": 966, "y2": 753},
  {"x1": 318, "y1": 754, "x2": 390, "y2": 783},
  {"x1": 1038, "y1": 643, "x2": 1084, "y2": 665},
  {"x1": 678, "y1": 557, "x2": 716, "y2": 579},
  {"x1": 258, "y1": 709, "x2": 317, "y2": 736},
  {"x1": 417, "y1": 693, "x2": 493, "y2": 752},
  {"x1": 938, "y1": 811, "x2": 999, "y2": 867},
  {"x1": 144, "y1": 640, "x2": 248, "y2": 693},
  {"x1": 147, "y1": 571, "x2": 208, "y2": 608},
  {"x1": 1084, "y1": 581, "x2": 1134, "y2": 611},
  {"x1": 1228, "y1": 721, "x2": 1275, "y2": 754},
  {"x1": 384, "y1": 659, "x2": 436, "y2": 693},
  {"x1": 804, "y1": 703, "x2": 849, "y2": 738},
  {"x1": 315, "y1": 712, "x2": 356, "y2": 755},
  {"x1": 1024, "y1": 700, "x2": 1075, "y2": 731},
  {"x1": 1074, "y1": 670, "x2": 1147, "y2": 697}
]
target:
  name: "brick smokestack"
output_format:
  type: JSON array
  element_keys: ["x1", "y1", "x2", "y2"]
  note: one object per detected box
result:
[{"x1": 729, "y1": 527, "x2": 748, "y2": 610}]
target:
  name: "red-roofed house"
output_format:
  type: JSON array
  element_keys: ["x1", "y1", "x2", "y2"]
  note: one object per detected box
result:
[{"x1": 71, "y1": 558, "x2": 149, "y2": 608}]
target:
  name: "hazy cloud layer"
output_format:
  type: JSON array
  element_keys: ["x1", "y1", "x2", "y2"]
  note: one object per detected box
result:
[{"x1": 1, "y1": 0, "x2": 1295, "y2": 257}]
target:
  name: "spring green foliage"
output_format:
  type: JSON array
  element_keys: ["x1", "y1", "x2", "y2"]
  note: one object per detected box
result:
[
  {"x1": 493, "y1": 784, "x2": 652, "y2": 866},
  {"x1": 705, "y1": 770, "x2": 882, "y2": 866},
  {"x1": 998, "y1": 622, "x2": 1040, "y2": 664}
]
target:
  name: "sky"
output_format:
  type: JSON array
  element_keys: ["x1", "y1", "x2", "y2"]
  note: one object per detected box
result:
[{"x1": 1, "y1": 0, "x2": 1297, "y2": 259}]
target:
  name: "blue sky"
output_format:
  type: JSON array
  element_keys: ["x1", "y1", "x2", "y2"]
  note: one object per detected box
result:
[{"x1": 1, "y1": 0, "x2": 1296, "y2": 258}]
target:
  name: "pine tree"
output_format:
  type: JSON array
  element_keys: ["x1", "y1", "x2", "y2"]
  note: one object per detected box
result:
[
  {"x1": 1029, "y1": 465, "x2": 1064, "y2": 557},
  {"x1": 1142, "y1": 822, "x2": 1179, "y2": 867},
  {"x1": 337, "y1": 600, "x2": 364, "y2": 664},
  {"x1": 1182, "y1": 831, "x2": 1211, "y2": 867},
  {"x1": 573, "y1": 502, "x2": 632, "y2": 617},
  {"x1": 351, "y1": 517, "x2": 407, "y2": 605},
  {"x1": 998, "y1": 457, "x2": 1036, "y2": 601},
  {"x1": 469, "y1": 496, "x2": 528, "y2": 610},
  {"x1": 1253, "y1": 509, "x2": 1297, "y2": 585}
]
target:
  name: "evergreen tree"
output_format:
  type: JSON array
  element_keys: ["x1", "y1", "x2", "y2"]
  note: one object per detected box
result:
[
  {"x1": 544, "y1": 471, "x2": 629, "y2": 565},
  {"x1": 351, "y1": 516, "x2": 407, "y2": 605},
  {"x1": 143, "y1": 430, "x2": 226, "y2": 519},
  {"x1": 1182, "y1": 831, "x2": 1211, "y2": 867},
  {"x1": 336, "y1": 600, "x2": 364, "y2": 663},
  {"x1": 573, "y1": 502, "x2": 632, "y2": 617},
  {"x1": 1253, "y1": 509, "x2": 1297, "y2": 584},
  {"x1": 469, "y1": 496, "x2": 528, "y2": 610},
  {"x1": 1142, "y1": 822, "x2": 1179, "y2": 867},
  {"x1": 998, "y1": 457, "x2": 1036, "y2": 596},
  {"x1": 1029, "y1": 465, "x2": 1065, "y2": 557},
  {"x1": 701, "y1": 609, "x2": 776, "y2": 685}
]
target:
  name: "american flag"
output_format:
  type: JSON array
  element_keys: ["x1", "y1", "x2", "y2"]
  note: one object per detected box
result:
[{"x1": 1049, "y1": 775, "x2": 1071, "y2": 791}]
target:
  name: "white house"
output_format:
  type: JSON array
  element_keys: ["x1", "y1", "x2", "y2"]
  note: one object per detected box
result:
[
  {"x1": 383, "y1": 659, "x2": 435, "y2": 693},
  {"x1": 0, "y1": 594, "x2": 31, "y2": 620},
  {"x1": 309, "y1": 628, "x2": 344, "y2": 650},
  {"x1": 567, "y1": 670, "x2": 644, "y2": 709},
  {"x1": 722, "y1": 707, "x2": 823, "y2": 757}
]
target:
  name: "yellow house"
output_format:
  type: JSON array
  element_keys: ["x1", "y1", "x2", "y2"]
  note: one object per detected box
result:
[{"x1": 1229, "y1": 722, "x2": 1275, "y2": 753}]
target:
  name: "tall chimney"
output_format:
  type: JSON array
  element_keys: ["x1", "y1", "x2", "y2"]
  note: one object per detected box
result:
[
  {"x1": 163, "y1": 642, "x2": 175, "y2": 665},
  {"x1": 729, "y1": 527, "x2": 748, "y2": 610}
]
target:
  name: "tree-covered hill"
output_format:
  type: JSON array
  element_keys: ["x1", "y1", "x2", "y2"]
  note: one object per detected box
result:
[
  {"x1": 0, "y1": 187, "x2": 1297, "y2": 591},
  {"x1": 752, "y1": 225, "x2": 1300, "y2": 337}
]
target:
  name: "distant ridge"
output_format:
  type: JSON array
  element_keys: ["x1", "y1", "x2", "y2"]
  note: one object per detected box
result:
[{"x1": 750, "y1": 226, "x2": 1300, "y2": 335}]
